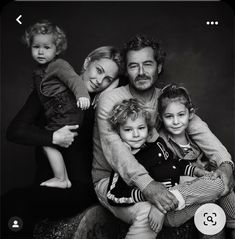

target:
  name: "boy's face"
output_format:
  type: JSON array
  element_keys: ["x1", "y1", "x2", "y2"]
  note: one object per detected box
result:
[
  {"x1": 162, "y1": 101, "x2": 191, "y2": 137},
  {"x1": 31, "y1": 34, "x2": 59, "y2": 65},
  {"x1": 119, "y1": 115, "x2": 148, "y2": 149}
]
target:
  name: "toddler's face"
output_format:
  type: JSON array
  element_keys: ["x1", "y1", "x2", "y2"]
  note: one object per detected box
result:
[
  {"x1": 31, "y1": 34, "x2": 58, "y2": 65},
  {"x1": 119, "y1": 115, "x2": 148, "y2": 149},
  {"x1": 82, "y1": 58, "x2": 118, "y2": 93},
  {"x1": 162, "y1": 101, "x2": 190, "y2": 137}
]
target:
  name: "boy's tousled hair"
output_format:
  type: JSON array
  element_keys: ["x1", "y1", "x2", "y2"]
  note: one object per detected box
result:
[
  {"x1": 108, "y1": 98, "x2": 153, "y2": 132},
  {"x1": 22, "y1": 19, "x2": 67, "y2": 54}
]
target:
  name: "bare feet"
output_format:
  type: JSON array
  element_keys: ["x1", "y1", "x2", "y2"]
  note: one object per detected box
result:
[
  {"x1": 148, "y1": 205, "x2": 165, "y2": 234},
  {"x1": 40, "y1": 177, "x2": 72, "y2": 188}
]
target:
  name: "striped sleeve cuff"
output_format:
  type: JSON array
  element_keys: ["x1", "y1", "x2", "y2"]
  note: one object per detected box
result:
[
  {"x1": 131, "y1": 189, "x2": 145, "y2": 203},
  {"x1": 184, "y1": 165, "x2": 196, "y2": 177}
]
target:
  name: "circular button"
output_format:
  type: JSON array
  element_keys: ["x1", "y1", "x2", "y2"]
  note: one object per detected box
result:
[
  {"x1": 8, "y1": 216, "x2": 23, "y2": 232},
  {"x1": 194, "y1": 203, "x2": 226, "y2": 235}
]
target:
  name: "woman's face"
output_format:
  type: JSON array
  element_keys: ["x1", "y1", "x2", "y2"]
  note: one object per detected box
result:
[{"x1": 82, "y1": 58, "x2": 119, "y2": 93}]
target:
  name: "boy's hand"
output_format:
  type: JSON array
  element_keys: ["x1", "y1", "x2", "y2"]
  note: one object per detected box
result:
[{"x1": 77, "y1": 97, "x2": 90, "y2": 110}]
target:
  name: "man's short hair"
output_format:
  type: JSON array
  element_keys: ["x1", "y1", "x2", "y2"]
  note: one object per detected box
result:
[{"x1": 122, "y1": 34, "x2": 166, "y2": 72}]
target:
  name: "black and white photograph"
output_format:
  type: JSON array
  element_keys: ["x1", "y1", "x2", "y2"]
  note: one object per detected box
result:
[{"x1": 1, "y1": 1, "x2": 234, "y2": 239}]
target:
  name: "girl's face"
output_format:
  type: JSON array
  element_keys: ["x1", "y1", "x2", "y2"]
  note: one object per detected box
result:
[
  {"x1": 31, "y1": 34, "x2": 59, "y2": 65},
  {"x1": 82, "y1": 58, "x2": 119, "y2": 93},
  {"x1": 162, "y1": 101, "x2": 192, "y2": 137},
  {"x1": 119, "y1": 116, "x2": 148, "y2": 149}
]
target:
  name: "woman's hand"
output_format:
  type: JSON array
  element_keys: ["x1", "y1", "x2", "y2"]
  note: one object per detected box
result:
[{"x1": 52, "y1": 125, "x2": 79, "y2": 148}]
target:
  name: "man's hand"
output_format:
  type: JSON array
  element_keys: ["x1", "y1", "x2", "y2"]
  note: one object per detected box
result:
[
  {"x1": 210, "y1": 163, "x2": 234, "y2": 196},
  {"x1": 142, "y1": 181, "x2": 179, "y2": 214},
  {"x1": 52, "y1": 125, "x2": 79, "y2": 148}
]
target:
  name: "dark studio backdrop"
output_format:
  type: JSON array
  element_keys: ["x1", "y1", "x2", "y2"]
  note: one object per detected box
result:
[{"x1": 1, "y1": 1, "x2": 234, "y2": 195}]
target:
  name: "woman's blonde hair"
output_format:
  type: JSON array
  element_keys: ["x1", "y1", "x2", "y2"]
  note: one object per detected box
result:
[{"x1": 81, "y1": 46, "x2": 123, "y2": 75}]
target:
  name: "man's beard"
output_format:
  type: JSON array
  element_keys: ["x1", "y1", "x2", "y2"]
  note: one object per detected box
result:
[{"x1": 130, "y1": 74, "x2": 157, "y2": 92}]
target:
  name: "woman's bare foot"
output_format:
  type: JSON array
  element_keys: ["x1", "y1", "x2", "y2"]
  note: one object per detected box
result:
[{"x1": 40, "y1": 177, "x2": 72, "y2": 188}]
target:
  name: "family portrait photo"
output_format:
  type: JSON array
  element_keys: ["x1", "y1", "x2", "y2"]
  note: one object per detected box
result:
[{"x1": 1, "y1": 1, "x2": 234, "y2": 239}]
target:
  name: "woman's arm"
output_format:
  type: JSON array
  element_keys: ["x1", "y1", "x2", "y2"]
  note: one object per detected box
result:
[
  {"x1": 6, "y1": 90, "x2": 53, "y2": 146},
  {"x1": 6, "y1": 90, "x2": 78, "y2": 147}
]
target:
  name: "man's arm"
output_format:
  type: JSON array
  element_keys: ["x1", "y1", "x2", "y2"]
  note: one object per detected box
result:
[
  {"x1": 97, "y1": 91, "x2": 152, "y2": 190},
  {"x1": 188, "y1": 114, "x2": 234, "y2": 195}
]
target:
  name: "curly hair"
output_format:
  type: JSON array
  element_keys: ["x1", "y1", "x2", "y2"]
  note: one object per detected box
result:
[
  {"x1": 108, "y1": 98, "x2": 153, "y2": 132},
  {"x1": 158, "y1": 83, "x2": 195, "y2": 117},
  {"x1": 22, "y1": 19, "x2": 67, "y2": 54},
  {"x1": 121, "y1": 34, "x2": 166, "y2": 73}
]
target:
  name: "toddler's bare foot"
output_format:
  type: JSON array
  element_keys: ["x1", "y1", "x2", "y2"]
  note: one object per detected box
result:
[{"x1": 40, "y1": 177, "x2": 71, "y2": 188}]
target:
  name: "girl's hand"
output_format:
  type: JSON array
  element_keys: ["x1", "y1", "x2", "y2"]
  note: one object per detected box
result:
[
  {"x1": 52, "y1": 125, "x2": 79, "y2": 148},
  {"x1": 77, "y1": 97, "x2": 90, "y2": 110}
]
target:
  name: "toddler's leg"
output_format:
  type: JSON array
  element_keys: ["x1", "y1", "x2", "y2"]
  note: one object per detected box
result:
[{"x1": 40, "y1": 146, "x2": 71, "y2": 188}]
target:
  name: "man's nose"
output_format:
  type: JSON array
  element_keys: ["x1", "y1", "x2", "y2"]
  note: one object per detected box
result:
[{"x1": 138, "y1": 65, "x2": 144, "y2": 75}]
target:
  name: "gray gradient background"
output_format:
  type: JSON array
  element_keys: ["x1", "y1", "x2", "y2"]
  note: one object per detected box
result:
[{"x1": 1, "y1": 1, "x2": 234, "y2": 195}]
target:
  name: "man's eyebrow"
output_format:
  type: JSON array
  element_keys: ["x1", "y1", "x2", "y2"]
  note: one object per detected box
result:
[
  {"x1": 143, "y1": 60, "x2": 154, "y2": 63},
  {"x1": 127, "y1": 62, "x2": 138, "y2": 66}
]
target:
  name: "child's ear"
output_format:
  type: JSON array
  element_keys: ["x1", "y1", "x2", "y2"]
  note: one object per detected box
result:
[
  {"x1": 189, "y1": 108, "x2": 195, "y2": 120},
  {"x1": 83, "y1": 57, "x2": 91, "y2": 71}
]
